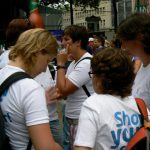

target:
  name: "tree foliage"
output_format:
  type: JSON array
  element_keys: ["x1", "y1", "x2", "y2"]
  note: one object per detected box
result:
[
  {"x1": 74, "y1": 0, "x2": 101, "y2": 8},
  {"x1": 39, "y1": 0, "x2": 101, "y2": 8}
]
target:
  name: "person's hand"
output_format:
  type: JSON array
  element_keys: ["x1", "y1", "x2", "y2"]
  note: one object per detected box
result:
[
  {"x1": 57, "y1": 44, "x2": 70, "y2": 65},
  {"x1": 45, "y1": 87, "x2": 62, "y2": 104}
]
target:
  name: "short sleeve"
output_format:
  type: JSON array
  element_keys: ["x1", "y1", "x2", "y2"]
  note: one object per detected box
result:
[
  {"x1": 74, "y1": 104, "x2": 98, "y2": 148},
  {"x1": 68, "y1": 59, "x2": 91, "y2": 88},
  {"x1": 21, "y1": 80, "x2": 49, "y2": 126}
]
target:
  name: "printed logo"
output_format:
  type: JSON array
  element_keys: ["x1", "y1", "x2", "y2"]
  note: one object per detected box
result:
[{"x1": 110, "y1": 111, "x2": 141, "y2": 149}]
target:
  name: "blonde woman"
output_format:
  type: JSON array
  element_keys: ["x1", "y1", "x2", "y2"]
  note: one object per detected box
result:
[{"x1": 0, "y1": 28, "x2": 62, "y2": 150}]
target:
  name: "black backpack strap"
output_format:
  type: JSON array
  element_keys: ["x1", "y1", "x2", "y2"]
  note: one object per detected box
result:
[
  {"x1": 74, "y1": 57, "x2": 91, "y2": 68},
  {"x1": 82, "y1": 85, "x2": 91, "y2": 97},
  {"x1": 48, "y1": 64, "x2": 55, "y2": 80},
  {"x1": 0, "y1": 71, "x2": 32, "y2": 150},
  {"x1": 0, "y1": 72, "x2": 32, "y2": 96},
  {"x1": 74, "y1": 57, "x2": 92, "y2": 97},
  {"x1": 26, "y1": 139, "x2": 32, "y2": 150}
]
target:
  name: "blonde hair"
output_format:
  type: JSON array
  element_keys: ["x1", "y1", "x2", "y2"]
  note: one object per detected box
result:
[{"x1": 9, "y1": 28, "x2": 58, "y2": 72}]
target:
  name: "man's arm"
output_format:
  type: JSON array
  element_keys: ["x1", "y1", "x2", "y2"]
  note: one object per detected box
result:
[{"x1": 74, "y1": 146, "x2": 91, "y2": 150}]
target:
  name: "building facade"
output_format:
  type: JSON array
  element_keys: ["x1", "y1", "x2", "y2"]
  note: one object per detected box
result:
[
  {"x1": 62, "y1": 0, "x2": 114, "y2": 40},
  {"x1": 117, "y1": 0, "x2": 132, "y2": 26},
  {"x1": 62, "y1": 0, "x2": 150, "y2": 40}
]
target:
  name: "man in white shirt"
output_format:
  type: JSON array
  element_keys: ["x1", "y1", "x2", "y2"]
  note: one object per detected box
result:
[{"x1": 34, "y1": 66, "x2": 63, "y2": 147}]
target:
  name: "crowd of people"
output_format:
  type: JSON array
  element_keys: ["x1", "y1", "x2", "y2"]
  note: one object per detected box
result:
[{"x1": 0, "y1": 12, "x2": 150, "y2": 150}]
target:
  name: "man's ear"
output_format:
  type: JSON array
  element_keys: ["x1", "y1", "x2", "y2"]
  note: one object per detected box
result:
[{"x1": 76, "y1": 40, "x2": 81, "y2": 47}]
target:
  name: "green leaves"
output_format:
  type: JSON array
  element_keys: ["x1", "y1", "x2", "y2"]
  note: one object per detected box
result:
[
  {"x1": 74, "y1": 0, "x2": 100, "y2": 8},
  {"x1": 39, "y1": 0, "x2": 101, "y2": 8}
]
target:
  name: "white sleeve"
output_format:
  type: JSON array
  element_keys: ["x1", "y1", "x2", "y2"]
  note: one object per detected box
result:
[
  {"x1": 22, "y1": 82, "x2": 49, "y2": 126},
  {"x1": 74, "y1": 104, "x2": 98, "y2": 148},
  {"x1": 68, "y1": 60, "x2": 91, "y2": 88}
]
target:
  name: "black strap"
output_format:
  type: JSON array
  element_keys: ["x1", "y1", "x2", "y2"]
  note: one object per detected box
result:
[
  {"x1": 74, "y1": 57, "x2": 92, "y2": 97},
  {"x1": 26, "y1": 139, "x2": 32, "y2": 150},
  {"x1": 74, "y1": 57, "x2": 92, "y2": 68},
  {"x1": 0, "y1": 72, "x2": 32, "y2": 96},
  {"x1": 48, "y1": 64, "x2": 55, "y2": 80},
  {"x1": 0, "y1": 71, "x2": 32, "y2": 150},
  {"x1": 82, "y1": 85, "x2": 91, "y2": 97}
]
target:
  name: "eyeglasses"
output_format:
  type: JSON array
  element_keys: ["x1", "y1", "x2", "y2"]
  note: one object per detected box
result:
[{"x1": 88, "y1": 71, "x2": 96, "y2": 78}]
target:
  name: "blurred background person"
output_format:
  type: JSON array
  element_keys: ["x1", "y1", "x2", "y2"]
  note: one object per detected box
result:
[
  {"x1": 35, "y1": 65, "x2": 64, "y2": 148},
  {"x1": 117, "y1": 12, "x2": 150, "y2": 110},
  {"x1": 93, "y1": 35, "x2": 105, "y2": 54},
  {"x1": 0, "y1": 18, "x2": 35, "y2": 69},
  {"x1": 87, "y1": 37, "x2": 94, "y2": 55}
]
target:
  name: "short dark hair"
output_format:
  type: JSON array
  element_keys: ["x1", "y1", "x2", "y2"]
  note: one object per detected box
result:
[
  {"x1": 91, "y1": 48, "x2": 135, "y2": 98},
  {"x1": 63, "y1": 25, "x2": 89, "y2": 50},
  {"x1": 6, "y1": 18, "x2": 35, "y2": 48},
  {"x1": 117, "y1": 12, "x2": 150, "y2": 54}
]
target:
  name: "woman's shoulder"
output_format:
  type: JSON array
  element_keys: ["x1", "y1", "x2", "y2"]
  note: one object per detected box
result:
[
  {"x1": 83, "y1": 94, "x2": 109, "y2": 108},
  {"x1": 0, "y1": 68, "x2": 42, "y2": 92},
  {"x1": 16, "y1": 77, "x2": 42, "y2": 92}
]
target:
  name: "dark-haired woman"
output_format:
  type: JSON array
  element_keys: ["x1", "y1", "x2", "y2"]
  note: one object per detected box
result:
[{"x1": 74, "y1": 48, "x2": 142, "y2": 150}]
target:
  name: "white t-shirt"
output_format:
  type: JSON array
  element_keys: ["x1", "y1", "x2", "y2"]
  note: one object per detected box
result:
[
  {"x1": 65, "y1": 52, "x2": 94, "y2": 119},
  {"x1": 34, "y1": 67, "x2": 58, "y2": 121},
  {"x1": 0, "y1": 49, "x2": 58, "y2": 122},
  {"x1": 0, "y1": 65, "x2": 49, "y2": 150},
  {"x1": 0, "y1": 50, "x2": 9, "y2": 69},
  {"x1": 132, "y1": 63, "x2": 150, "y2": 110},
  {"x1": 74, "y1": 93, "x2": 142, "y2": 150}
]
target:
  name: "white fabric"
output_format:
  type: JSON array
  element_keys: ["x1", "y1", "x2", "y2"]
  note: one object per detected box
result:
[
  {"x1": 0, "y1": 49, "x2": 58, "y2": 121},
  {"x1": 0, "y1": 50, "x2": 9, "y2": 69},
  {"x1": 132, "y1": 63, "x2": 150, "y2": 110},
  {"x1": 65, "y1": 52, "x2": 94, "y2": 119},
  {"x1": 34, "y1": 67, "x2": 58, "y2": 121},
  {"x1": 0, "y1": 65, "x2": 49, "y2": 150},
  {"x1": 74, "y1": 94, "x2": 142, "y2": 150}
]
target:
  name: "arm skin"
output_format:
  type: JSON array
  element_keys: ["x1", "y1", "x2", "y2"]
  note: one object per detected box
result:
[
  {"x1": 45, "y1": 86, "x2": 63, "y2": 104},
  {"x1": 56, "y1": 51, "x2": 78, "y2": 97},
  {"x1": 56, "y1": 68, "x2": 78, "y2": 97},
  {"x1": 133, "y1": 59, "x2": 142, "y2": 74},
  {"x1": 28, "y1": 123, "x2": 63, "y2": 150},
  {"x1": 74, "y1": 146, "x2": 91, "y2": 150}
]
